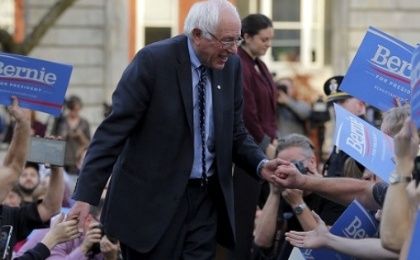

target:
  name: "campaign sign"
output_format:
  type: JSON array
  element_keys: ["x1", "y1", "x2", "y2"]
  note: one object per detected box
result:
[
  {"x1": 0, "y1": 52, "x2": 72, "y2": 116},
  {"x1": 333, "y1": 104, "x2": 395, "y2": 182},
  {"x1": 408, "y1": 209, "x2": 420, "y2": 260},
  {"x1": 411, "y1": 44, "x2": 420, "y2": 128},
  {"x1": 300, "y1": 200, "x2": 378, "y2": 260},
  {"x1": 340, "y1": 27, "x2": 414, "y2": 111}
]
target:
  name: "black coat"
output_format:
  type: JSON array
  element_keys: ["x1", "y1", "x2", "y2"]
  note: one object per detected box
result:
[{"x1": 73, "y1": 35, "x2": 265, "y2": 253}]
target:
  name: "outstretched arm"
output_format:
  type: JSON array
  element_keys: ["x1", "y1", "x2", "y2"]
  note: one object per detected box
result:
[
  {"x1": 286, "y1": 212, "x2": 398, "y2": 259},
  {"x1": 37, "y1": 166, "x2": 65, "y2": 222},
  {"x1": 273, "y1": 164, "x2": 380, "y2": 210},
  {"x1": 254, "y1": 184, "x2": 282, "y2": 247},
  {"x1": 0, "y1": 97, "x2": 31, "y2": 202},
  {"x1": 381, "y1": 118, "x2": 418, "y2": 252},
  {"x1": 397, "y1": 180, "x2": 420, "y2": 260},
  {"x1": 282, "y1": 189, "x2": 317, "y2": 231}
]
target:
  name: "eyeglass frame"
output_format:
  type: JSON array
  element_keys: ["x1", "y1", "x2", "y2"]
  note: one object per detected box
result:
[{"x1": 204, "y1": 30, "x2": 243, "y2": 49}]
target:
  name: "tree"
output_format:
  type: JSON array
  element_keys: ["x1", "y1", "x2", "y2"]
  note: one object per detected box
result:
[{"x1": 0, "y1": 0, "x2": 78, "y2": 55}]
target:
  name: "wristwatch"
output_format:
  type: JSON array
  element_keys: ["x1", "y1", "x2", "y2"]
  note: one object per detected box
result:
[
  {"x1": 388, "y1": 173, "x2": 412, "y2": 185},
  {"x1": 293, "y1": 203, "x2": 307, "y2": 215}
]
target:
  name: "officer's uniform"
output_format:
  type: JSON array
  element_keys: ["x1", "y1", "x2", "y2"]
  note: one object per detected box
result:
[
  {"x1": 317, "y1": 76, "x2": 364, "y2": 224},
  {"x1": 322, "y1": 75, "x2": 364, "y2": 178}
]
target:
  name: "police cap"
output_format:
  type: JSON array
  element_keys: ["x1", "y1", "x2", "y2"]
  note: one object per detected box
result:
[{"x1": 323, "y1": 75, "x2": 352, "y2": 102}]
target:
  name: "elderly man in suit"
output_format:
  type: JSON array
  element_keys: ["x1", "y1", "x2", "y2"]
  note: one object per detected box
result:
[{"x1": 68, "y1": 0, "x2": 281, "y2": 259}]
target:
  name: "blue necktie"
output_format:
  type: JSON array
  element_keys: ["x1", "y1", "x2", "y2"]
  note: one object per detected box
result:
[{"x1": 198, "y1": 65, "x2": 207, "y2": 185}]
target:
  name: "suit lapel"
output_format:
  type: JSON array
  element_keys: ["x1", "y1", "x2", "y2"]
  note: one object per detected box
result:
[
  {"x1": 211, "y1": 69, "x2": 223, "y2": 145},
  {"x1": 176, "y1": 38, "x2": 193, "y2": 135}
]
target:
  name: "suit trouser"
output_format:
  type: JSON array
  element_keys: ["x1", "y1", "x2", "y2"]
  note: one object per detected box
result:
[
  {"x1": 120, "y1": 177, "x2": 217, "y2": 260},
  {"x1": 230, "y1": 166, "x2": 262, "y2": 260}
]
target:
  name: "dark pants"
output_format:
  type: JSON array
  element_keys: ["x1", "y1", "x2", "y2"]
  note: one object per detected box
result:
[
  {"x1": 231, "y1": 166, "x2": 262, "y2": 260},
  {"x1": 120, "y1": 178, "x2": 217, "y2": 260}
]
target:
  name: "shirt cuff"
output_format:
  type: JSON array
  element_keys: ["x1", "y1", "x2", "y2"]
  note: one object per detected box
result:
[
  {"x1": 256, "y1": 159, "x2": 269, "y2": 178},
  {"x1": 32, "y1": 243, "x2": 51, "y2": 259}
]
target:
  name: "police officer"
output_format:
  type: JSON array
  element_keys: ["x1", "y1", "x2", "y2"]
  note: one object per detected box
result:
[
  {"x1": 313, "y1": 75, "x2": 368, "y2": 225},
  {"x1": 323, "y1": 75, "x2": 366, "y2": 178}
]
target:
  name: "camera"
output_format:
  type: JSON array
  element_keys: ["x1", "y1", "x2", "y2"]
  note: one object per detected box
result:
[
  {"x1": 292, "y1": 160, "x2": 309, "y2": 175},
  {"x1": 86, "y1": 224, "x2": 118, "y2": 257}
]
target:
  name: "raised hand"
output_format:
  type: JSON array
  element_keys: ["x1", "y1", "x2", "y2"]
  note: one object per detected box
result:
[
  {"x1": 282, "y1": 188, "x2": 304, "y2": 207},
  {"x1": 67, "y1": 201, "x2": 91, "y2": 232},
  {"x1": 81, "y1": 222, "x2": 103, "y2": 254},
  {"x1": 285, "y1": 211, "x2": 329, "y2": 249},
  {"x1": 100, "y1": 235, "x2": 120, "y2": 260},
  {"x1": 41, "y1": 213, "x2": 80, "y2": 249},
  {"x1": 8, "y1": 96, "x2": 31, "y2": 124},
  {"x1": 394, "y1": 117, "x2": 419, "y2": 165}
]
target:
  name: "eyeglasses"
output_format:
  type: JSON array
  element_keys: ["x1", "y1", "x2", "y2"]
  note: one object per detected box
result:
[{"x1": 205, "y1": 31, "x2": 243, "y2": 49}]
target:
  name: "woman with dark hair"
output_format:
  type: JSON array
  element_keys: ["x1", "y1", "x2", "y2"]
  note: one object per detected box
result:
[
  {"x1": 52, "y1": 95, "x2": 91, "y2": 177},
  {"x1": 232, "y1": 14, "x2": 277, "y2": 260}
]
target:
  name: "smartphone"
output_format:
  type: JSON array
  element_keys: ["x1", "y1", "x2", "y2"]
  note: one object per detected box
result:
[
  {"x1": 26, "y1": 137, "x2": 66, "y2": 166},
  {"x1": 0, "y1": 225, "x2": 13, "y2": 260}
]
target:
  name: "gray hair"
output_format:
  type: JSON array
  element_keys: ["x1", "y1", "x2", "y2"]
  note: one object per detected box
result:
[
  {"x1": 276, "y1": 134, "x2": 315, "y2": 158},
  {"x1": 183, "y1": 0, "x2": 240, "y2": 39}
]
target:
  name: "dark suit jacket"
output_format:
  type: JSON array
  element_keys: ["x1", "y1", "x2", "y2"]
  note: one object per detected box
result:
[{"x1": 73, "y1": 35, "x2": 266, "y2": 253}]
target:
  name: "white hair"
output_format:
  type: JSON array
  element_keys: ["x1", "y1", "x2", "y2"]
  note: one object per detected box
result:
[{"x1": 183, "y1": 0, "x2": 240, "y2": 39}]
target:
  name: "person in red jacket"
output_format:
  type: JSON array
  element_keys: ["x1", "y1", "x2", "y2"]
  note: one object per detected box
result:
[{"x1": 232, "y1": 13, "x2": 278, "y2": 260}]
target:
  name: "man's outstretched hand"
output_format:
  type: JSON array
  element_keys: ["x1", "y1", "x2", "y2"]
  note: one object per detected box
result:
[
  {"x1": 272, "y1": 162, "x2": 308, "y2": 189},
  {"x1": 260, "y1": 158, "x2": 308, "y2": 190},
  {"x1": 285, "y1": 211, "x2": 329, "y2": 249},
  {"x1": 259, "y1": 158, "x2": 288, "y2": 183},
  {"x1": 67, "y1": 201, "x2": 91, "y2": 232}
]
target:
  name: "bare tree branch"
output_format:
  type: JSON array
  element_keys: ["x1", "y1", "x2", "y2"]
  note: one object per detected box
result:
[
  {"x1": 0, "y1": 29, "x2": 14, "y2": 52},
  {"x1": 0, "y1": 0, "x2": 78, "y2": 55}
]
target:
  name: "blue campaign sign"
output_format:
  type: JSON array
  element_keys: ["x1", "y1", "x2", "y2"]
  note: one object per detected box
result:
[
  {"x1": 333, "y1": 104, "x2": 395, "y2": 182},
  {"x1": 340, "y1": 27, "x2": 414, "y2": 111},
  {"x1": 0, "y1": 52, "x2": 72, "y2": 116},
  {"x1": 411, "y1": 44, "x2": 420, "y2": 128},
  {"x1": 300, "y1": 200, "x2": 378, "y2": 260},
  {"x1": 408, "y1": 210, "x2": 420, "y2": 260}
]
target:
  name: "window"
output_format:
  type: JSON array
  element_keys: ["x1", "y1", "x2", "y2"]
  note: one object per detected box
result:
[
  {"x1": 135, "y1": 0, "x2": 178, "y2": 51},
  {"x1": 0, "y1": 0, "x2": 15, "y2": 34},
  {"x1": 273, "y1": 0, "x2": 300, "y2": 21},
  {"x1": 261, "y1": 0, "x2": 326, "y2": 67},
  {"x1": 145, "y1": 27, "x2": 171, "y2": 45}
]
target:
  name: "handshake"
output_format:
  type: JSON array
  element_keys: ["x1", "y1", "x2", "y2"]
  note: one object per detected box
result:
[{"x1": 260, "y1": 158, "x2": 310, "y2": 190}]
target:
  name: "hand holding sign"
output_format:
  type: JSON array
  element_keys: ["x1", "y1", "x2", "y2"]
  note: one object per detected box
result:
[
  {"x1": 0, "y1": 53, "x2": 72, "y2": 116},
  {"x1": 393, "y1": 117, "x2": 419, "y2": 166},
  {"x1": 7, "y1": 96, "x2": 31, "y2": 124},
  {"x1": 339, "y1": 27, "x2": 414, "y2": 112},
  {"x1": 334, "y1": 104, "x2": 396, "y2": 182}
]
